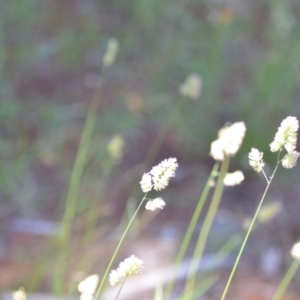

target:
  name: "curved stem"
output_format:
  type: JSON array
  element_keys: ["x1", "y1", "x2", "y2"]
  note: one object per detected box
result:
[
  {"x1": 115, "y1": 277, "x2": 127, "y2": 300},
  {"x1": 272, "y1": 259, "x2": 300, "y2": 300},
  {"x1": 54, "y1": 93, "x2": 101, "y2": 293},
  {"x1": 184, "y1": 157, "x2": 230, "y2": 296},
  {"x1": 93, "y1": 195, "x2": 147, "y2": 300},
  {"x1": 164, "y1": 162, "x2": 220, "y2": 299},
  {"x1": 220, "y1": 161, "x2": 280, "y2": 300}
]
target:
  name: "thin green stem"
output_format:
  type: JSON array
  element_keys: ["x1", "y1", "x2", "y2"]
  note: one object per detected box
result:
[
  {"x1": 115, "y1": 277, "x2": 127, "y2": 300},
  {"x1": 184, "y1": 156, "x2": 230, "y2": 296},
  {"x1": 54, "y1": 92, "x2": 101, "y2": 293},
  {"x1": 272, "y1": 259, "x2": 300, "y2": 300},
  {"x1": 261, "y1": 168, "x2": 270, "y2": 183},
  {"x1": 164, "y1": 162, "x2": 220, "y2": 299},
  {"x1": 220, "y1": 160, "x2": 280, "y2": 300},
  {"x1": 93, "y1": 195, "x2": 147, "y2": 300}
]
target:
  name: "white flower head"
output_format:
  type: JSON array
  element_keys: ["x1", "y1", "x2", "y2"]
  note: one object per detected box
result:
[
  {"x1": 270, "y1": 116, "x2": 299, "y2": 153},
  {"x1": 145, "y1": 197, "x2": 166, "y2": 211},
  {"x1": 12, "y1": 288, "x2": 26, "y2": 300},
  {"x1": 109, "y1": 255, "x2": 144, "y2": 286},
  {"x1": 248, "y1": 148, "x2": 265, "y2": 172},
  {"x1": 140, "y1": 173, "x2": 152, "y2": 193},
  {"x1": 103, "y1": 38, "x2": 119, "y2": 67},
  {"x1": 78, "y1": 274, "x2": 99, "y2": 297},
  {"x1": 210, "y1": 122, "x2": 246, "y2": 161},
  {"x1": 80, "y1": 295, "x2": 93, "y2": 300},
  {"x1": 210, "y1": 139, "x2": 225, "y2": 161},
  {"x1": 150, "y1": 158, "x2": 178, "y2": 191},
  {"x1": 282, "y1": 151, "x2": 299, "y2": 169},
  {"x1": 107, "y1": 135, "x2": 124, "y2": 160},
  {"x1": 291, "y1": 241, "x2": 300, "y2": 260},
  {"x1": 179, "y1": 73, "x2": 202, "y2": 100},
  {"x1": 109, "y1": 270, "x2": 121, "y2": 286},
  {"x1": 223, "y1": 171, "x2": 244, "y2": 186}
]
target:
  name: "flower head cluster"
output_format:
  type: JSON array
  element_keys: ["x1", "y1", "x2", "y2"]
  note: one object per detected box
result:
[
  {"x1": 103, "y1": 38, "x2": 119, "y2": 67},
  {"x1": 140, "y1": 158, "x2": 178, "y2": 192},
  {"x1": 223, "y1": 171, "x2": 244, "y2": 186},
  {"x1": 145, "y1": 197, "x2": 166, "y2": 211},
  {"x1": 210, "y1": 122, "x2": 246, "y2": 161},
  {"x1": 12, "y1": 288, "x2": 27, "y2": 300},
  {"x1": 282, "y1": 152, "x2": 300, "y2": 169},
  {"x1": 291, "y1": 241, "x2": 300, "y2": 260},
  {"x1": 78, "y1": 274, "x2": 99, "y2": 300},
  {"x1": 179, "y1": 73, "x2": 202, "y2": 100},
  {"x1": 109, "y1": 255, "x2": 144, "y2": 286},
  {"x1": 270, "y1": 116, "x2": 299, "y2": 153},
  {"x1": 107, "y1": 135, "x2": 124, "y2": 160},
  {"x1": 248, "y1": 148, "x2": 265, "y2": 172}
]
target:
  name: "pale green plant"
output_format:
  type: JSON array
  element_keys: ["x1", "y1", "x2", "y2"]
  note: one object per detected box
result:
[
  {"x1": 93, "y1": 158, "x2": 179, "y2": 299},
  {"x1": 54, "y1": 38, "x2": 119, "y2": 293},
  {"x1": 272, "y1": 241, "x2": 300, "y2": 300},
  {"x1": 184, "y1": 121, "x2": 246, "y2": 297},
  {"x1": 164, "y1": 162, "x2": 219, "y2": 299},
  {"x1": 220, "y1": 116, "x2": 300, "y2": 300}
]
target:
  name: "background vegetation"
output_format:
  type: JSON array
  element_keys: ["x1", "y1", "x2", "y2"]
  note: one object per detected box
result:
[{"x1": 1, "y1": 0, "x2": 300, "y2": 298}]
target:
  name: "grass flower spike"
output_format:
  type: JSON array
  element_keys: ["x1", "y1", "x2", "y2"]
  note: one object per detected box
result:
[
  {"x1": 223, "y1": 170, "x2": 244, "y2": 186},
  {"x1": 140, "y1": 173, "x2": 152, "y2": 192},
  {"x1": 12, "y1": 288, "x2": 27, "y2": 300},
  {"x1": 78, "y1": 274, "x2": 99, "y2": 300},
  {"x1": 145, "y1": 197, "x2": 166, "y2": 211},
  {"x1": 291, "y1": 241, "x2": 300, "y2": 260},
  {"x1": 150, "y1": 158, "x2": 178, "y2": 191},
  {"x1": 210, "y1": 122, "x2": 246, "y2": 161},
  {"x1": 140, "y1": 158, "x2": 178, "y2": 192},
  {"x1": 270, "y1": 116, "x2": 299, "y2": 153},
  {"x1": 282, "y1": 152, "x2": 299, "y2": 169},
  {"x1": 103, "y1": 38, "x2": 119, "y2": 67},
  {"x1": 179, "y1": 73, "x2": 202, "y2": 100},
  {"x1": 109, "y1": 255, "x2": 144, "y2": 286},
  {"x1": 248, "y1": 148, "x2": 265, "y2": 172}
]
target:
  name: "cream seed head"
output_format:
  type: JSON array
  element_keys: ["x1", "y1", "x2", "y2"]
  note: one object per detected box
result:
[
  {"x1": 109, "y1": 270, "x2": 121, "y2": 286},
  {"x1": 223, "y1": 171, "x2": 244, "y2": 186},
  {"x1": 270, "y1": 116, "x2": 299, "y2": 153},
  {"x1": 12, "y1": 288, "x2": 27, "y2": 300},
  {"x1": 150, "y1": 158, "x2": 178, "y2": 191},
  {"x1": 248, "y1": 148, "x2": 265, "y2": 172},
  {"x1": 103, "y1": 38, "x2": 119, "y2": 67},
  {"x1": 222, "y1": 122, "x2": 246, "y2": 156},
  {"x1": 210, "y1": 122, "x2": 246, "y2": 161},
  {"x1": 210, "y1": 139, "x2": 226, "y2": 161},
  {"x1": 179, "y1": 73, "x2": 202, "y2": 100},
  {"x1": 291, "y1": 241, "x2": 300, "y2": 260},
  {"x1": 145, "y1": 197, "x2": 166, "y2": 211},
  {"x1": 78, "y1": 274, "x2": 99, "y2": 299},
  {"x1": 140, "y1": 173, "x2": 152, "y2": 193},
  {"x1": 140, "y1": 158, "x2": 178, "y2": 192},
  {"x1": 282, "y1": 152, "x2": 300, "y2": 169},
  {"x1": 107, "y1": 135, "x2": 124, "y2": 160},
  {"x1": 109, "y1": 255, "x2": 144, "y2": 286}
]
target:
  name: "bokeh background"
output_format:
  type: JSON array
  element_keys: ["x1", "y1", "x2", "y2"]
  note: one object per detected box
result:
[{"x1": 1, "y1": 0, "x2": 300, "y2": 299}]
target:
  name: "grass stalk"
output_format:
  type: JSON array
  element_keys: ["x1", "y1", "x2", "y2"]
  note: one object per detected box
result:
[
  {"x1": 53, "y1": 86, "x2": 102, "y2": 293},
  {"x1": 220, "y1": 160, "x2": 281, "y2": 300},
  {"x1": 184, "y1": 156, "x2": 230, "y2": 296},
  {"x1": 93, "y1": 194, "x2": 147, "y2": 300},
  {"x1": 164, "y1": 162, "x2": 219, "y2": 299},
  {"x1": 272, "y1": 259, "x2": 300, "y2": 300}
]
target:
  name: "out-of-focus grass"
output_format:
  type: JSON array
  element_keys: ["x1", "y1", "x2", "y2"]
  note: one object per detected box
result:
[{"x1": 1, "y1": 0, "x2": 300, "y2": 293}]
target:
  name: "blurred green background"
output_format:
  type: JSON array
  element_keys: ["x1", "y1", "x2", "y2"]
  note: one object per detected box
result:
[{"x1": 1, "y1": 0, "x2": 300, "y2": 297}]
